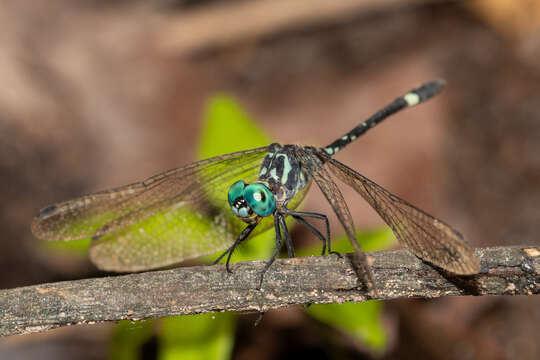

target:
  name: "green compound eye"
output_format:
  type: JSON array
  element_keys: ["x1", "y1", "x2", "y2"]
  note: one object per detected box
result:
[
  {"x1": 243, "y1": 183, "x2": 275, "y2": 217},
  {"x1": 228, "y1": 180, "x2": 246, "y2": 207}
]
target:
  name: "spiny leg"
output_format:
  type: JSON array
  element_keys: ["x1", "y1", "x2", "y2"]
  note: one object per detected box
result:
[
  {"x1": 290, "y1": 215, "x2": 327, "y2": 255},
  {"x1": 281, "y1": 212, "x2": 327, "y2": 310},
  {"x1": 258, "y1": 211, "x2": 283, "y2": 289},
  {"x1": 278, "y1": 213, "x2": 294, "y2": 258},
  {"x1": 281, "y1": 208, "x2": 340, "y2": 257},
  {"x1": 213, "y1": 223, "x2": 257, "y2": 273}
]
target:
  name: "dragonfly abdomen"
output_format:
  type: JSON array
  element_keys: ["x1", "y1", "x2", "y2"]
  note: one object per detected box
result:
[{"x1": 323, "y1": 80, "x2": 446, "y2": 156}]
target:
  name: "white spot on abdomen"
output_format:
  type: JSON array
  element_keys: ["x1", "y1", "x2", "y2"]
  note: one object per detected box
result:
[{"x1": 404, "y1": 92, "x2": 420, "y2": 107}]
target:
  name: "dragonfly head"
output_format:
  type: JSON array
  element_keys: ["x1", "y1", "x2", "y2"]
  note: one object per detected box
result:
[{"x1": 228, "y1": 180, "x2": 276, "y2": 222}]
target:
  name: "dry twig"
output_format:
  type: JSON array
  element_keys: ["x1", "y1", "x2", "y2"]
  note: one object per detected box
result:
[{"x1": 0, "y1": 245, "x2": 538, "y2": 337}]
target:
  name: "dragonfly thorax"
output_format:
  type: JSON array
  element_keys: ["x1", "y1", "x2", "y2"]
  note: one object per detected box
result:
[
  {"x1": 228, "y1": 180, "x2": 276, "y2": 223},
  {"x1": 258, "y1": 143, "x2": 309, "y2": 204}
]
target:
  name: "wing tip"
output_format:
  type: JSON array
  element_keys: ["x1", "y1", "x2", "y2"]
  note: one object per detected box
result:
[
  {"x1": 31, "y1": 205, "x2": 88, "y2": 241},
  {"x1": 32, "y1": 204, "x2": 69, "y2": 240},
  {"x1": 31, "y1": 211, "x2": 51, "y2": 240},
  {"x1": 454, "y1": 256, "x2": 481, "y2": 275},
  {"x1": 32, "y1": 204, "x2": 62, "y2": 238},
  {"x1": 35, "y1": 204, "x2": 59, "y2": 219},
  {"x1": 432, "y1": 248, "x2": 481, "y2": 275}
]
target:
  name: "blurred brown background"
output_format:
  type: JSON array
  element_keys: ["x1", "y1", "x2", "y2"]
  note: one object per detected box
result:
[{"x1": 0, "y1": 0, "x2": 539, "y2": 359}]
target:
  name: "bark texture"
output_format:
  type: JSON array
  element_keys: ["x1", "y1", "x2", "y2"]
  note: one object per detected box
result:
[{"x1": 1, "y1": 246, "x2": 538, "y2": 337}]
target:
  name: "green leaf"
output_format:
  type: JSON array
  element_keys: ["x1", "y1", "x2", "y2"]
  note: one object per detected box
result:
[
  {"x1": 358, "y1": 227, "x2": 397, "y2": 252},
  {"x1": 296, "y1": 227, "x2": 395, "y2": 257},
  {"x1": 198, "y1": 94, "x2": 276, "y2": 263},
  {"x1": 158, "y1": 313, "x2": 236, "y2": 360},
  {"x1": 198, "y1": 95, "x2": 271, "y2": 159},
  {"x1": 43, "y1": 238, "x2": 91, "y2": 256},
  {"x1": 111, "y1": 320, "x2": 155, "y2": 360},
  {"x1": 153, "y1": 95, "x2": 271, "y2": 360},
  {"x1": 307, "y1": 301, "x2": 386, "y2": 351}
]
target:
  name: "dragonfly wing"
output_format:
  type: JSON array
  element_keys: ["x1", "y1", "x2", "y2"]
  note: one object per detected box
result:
[
  {"x1": 295, "y1": 146, "x2": 375, "y2": 289},
  {"x1": 325, "y1": 156, "x2": 480, "y2": 275},
  {"x1": 33, "y1": 147, "x2": 272, "y2": 271},
  {"x1": 32, "y1": 147, "x2": 269, "y2": 241},
  {"x1": 90, "y1": 199, "x2": 235, "y2": 271},
  {"x1": 32, "y1": 181, "x2": 148, "y2": 241},
  {"x1": 90, "y1": 149, "x2": 271, "y2": 271},
  {"x1": 294, "y1": 148, "x2": 358, "y2": 251}
]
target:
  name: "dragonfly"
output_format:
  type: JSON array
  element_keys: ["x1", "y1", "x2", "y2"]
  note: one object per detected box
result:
[{"x1": 32, "y1": 79, "x2": 480, "y2": 289}]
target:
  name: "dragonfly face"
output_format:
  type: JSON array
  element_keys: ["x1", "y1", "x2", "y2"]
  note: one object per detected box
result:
[
  {"x1": 228, "y1": 143, "x2": 311, "y2": 224},
  {"x1": 228, "y1": 180, "x2": 275, "y2": 223}
]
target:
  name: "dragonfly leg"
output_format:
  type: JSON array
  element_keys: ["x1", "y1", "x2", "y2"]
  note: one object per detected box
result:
[
  {"x1": 289, "y1": 215, "x2": 327, "y2": 255},
  {"x1": 257, "y1": 212, "x2": 283, "y2": 289},
  {"x1": 278, "y1": 213, "x2": 294, "y2": 258},
  {"x1": 281, "y1": 208, "x2": 341, "y2": 257},
  {"x1": 213, "y1": 223, "x2": 257, "y2": 273}
]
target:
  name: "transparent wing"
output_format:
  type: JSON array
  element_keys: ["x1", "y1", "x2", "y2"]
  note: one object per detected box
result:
[
  {"x1": 295, "y1": 146, "x2": 375, "y2": 289},
  {"x1": 324, "y1": 155, "x2": 480, "y2": 275},
  {"x1": 294, "y1": 148, "x2": 358, "y2": 250},
  {"x1": 32, "y1": 146, "x2": 272, "y2": 271},
  {"x1": 32, "y1": 147, "x2": 269, "y2": 240}
]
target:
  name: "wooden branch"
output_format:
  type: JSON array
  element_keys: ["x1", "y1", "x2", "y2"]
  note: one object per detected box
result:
[{"x1": 1, "y1": 246, "x2": 538, "y2": 337}]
